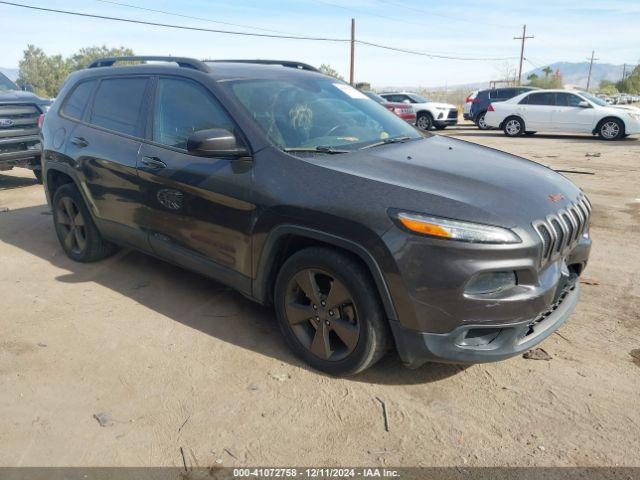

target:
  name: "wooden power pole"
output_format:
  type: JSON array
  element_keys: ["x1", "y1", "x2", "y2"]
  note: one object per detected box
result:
[
  {"x1": 514, "y1": 24, "x2": 534, "y2": 85},
  {"x1": 586, "y1": 50, "x2": 599, "y2": 91},
  {"x1": 350, "y1": 18, "x2": 355, "y2": 85}
]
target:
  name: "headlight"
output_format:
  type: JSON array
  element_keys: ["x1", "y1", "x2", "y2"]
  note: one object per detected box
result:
[{"x1": 395, "y1": 212, "x2": 521, "y2": 244}]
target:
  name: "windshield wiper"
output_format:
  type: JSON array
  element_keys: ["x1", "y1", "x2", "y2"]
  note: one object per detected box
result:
[
  {"x1": 360, "y1": 136, "x2": 413, "y2": 150},
  {"x1": 283, "y1": 146, "x2": 350, "y2": 154}
]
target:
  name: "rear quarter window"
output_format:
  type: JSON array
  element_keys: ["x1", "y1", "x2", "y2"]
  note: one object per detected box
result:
[
  {"x1": 89, "y1": 77, "x2": 149, "y2": 137},
  {"x1": 61, "y1": 80, "x2": 96, "y2": 120}
]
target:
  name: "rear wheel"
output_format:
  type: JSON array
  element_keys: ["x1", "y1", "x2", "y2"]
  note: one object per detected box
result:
[
  {"x1": 416, "y1": 113, "x2": 433, "y2": 131},
  {"x1": 476, "y1": 112, "x2": 489, "y2": 130},
  {"x1": 274, "y1": 247, "x2": 389, "y2": 376},
  {"x1": 52, "y1": 183, "x2": 118, "y2": 262},
  {"x1": 598, "y1": 118, "x2": 624, "y2": 140},
  {"x1": 503, "y1": 116, "x2": 524, "y2": 137}
]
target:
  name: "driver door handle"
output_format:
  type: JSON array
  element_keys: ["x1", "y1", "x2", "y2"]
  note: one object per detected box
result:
[
  {"x1": 70, "y1": 136, "x2": 89, "y2": 148},
  {"x1": 140, "y1": 156, "x2": 167, "y2": 169}
]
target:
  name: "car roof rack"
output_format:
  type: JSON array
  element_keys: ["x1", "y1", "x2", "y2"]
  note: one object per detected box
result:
[
  {"x1": 88, "y1": 56, "x2": 210, "y2": 73},
  {"x1": 205, "y1": 59, "x2": 320, "y2": 73}
]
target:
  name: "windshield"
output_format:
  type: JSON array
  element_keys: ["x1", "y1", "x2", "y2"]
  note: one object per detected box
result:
[
  {"x1": 0, "y1": 72, "x2": 18, "y2": 91},
  {"x1": 363, "y1": 91, "x2": 385, "y2": 104},
  {"x1": 409, "y1": 93, "x2": 430, "y2": 103},
  {"x1": 578, "y1": 91, "x2": 607, "y2": 107},
  {"x1": 226, "y1": 77, "x2": 421, "y2": 152}
]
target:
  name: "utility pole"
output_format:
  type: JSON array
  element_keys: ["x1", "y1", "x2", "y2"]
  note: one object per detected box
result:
[
  {"x1": 622, "y1": 63, "x2": 627, "y2": 81},
  {"x1": 349, "y1": 18, "x2": 355, "y2": 85},
  {"x1": 586, "y1": 50, "x2": 599, "y2": 91},
  {"x1": 514, "y1": 24, "x2": 534, "y2": 85}
]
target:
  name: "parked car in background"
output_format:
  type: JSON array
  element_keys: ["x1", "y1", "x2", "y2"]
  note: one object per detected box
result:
[
  {"x1": 484, "y1": 89, "x2": 640, "y2": 140},
  {"x1": 361, "y1": 90, "x2": 416, "y2": 123},
  {"x1": 470, "y1": 86, "x2": 537, "y2": 130},
  {"x1": 42, "y1": 56, "x2": 592, "y2": 375},
  {"x1": 463, "y1": 90, "x2": 478, "y2": 121},
  {"x1": 379, "y1": 92, "x2": 458, "y2": 131},
  {"x1": 0, "y1": 72, "x2": 51, "y2": 182}
]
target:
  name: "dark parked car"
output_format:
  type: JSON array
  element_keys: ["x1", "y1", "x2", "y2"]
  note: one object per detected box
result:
[
  {"x1": 41, "y1": 57, "x2": 592, "y2": 375},
  {"x1": 361, "y1": 91, "x2": 416, "y2": 124},
  {"x1": 0, "y1": 72, "x2": 51, "y2": 182},
  {"x1": 471, "y1": 87, "x2": 537, "y2": 129}
]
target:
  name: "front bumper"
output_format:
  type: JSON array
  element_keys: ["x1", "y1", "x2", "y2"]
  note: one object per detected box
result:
[{"x1": 391, "y1": 281, "x2": 580, "y2": 368}]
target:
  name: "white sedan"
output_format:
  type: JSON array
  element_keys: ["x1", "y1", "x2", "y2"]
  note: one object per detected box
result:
[{"x1": 484, "y1": 89, "x2": 640, "y2": 140}]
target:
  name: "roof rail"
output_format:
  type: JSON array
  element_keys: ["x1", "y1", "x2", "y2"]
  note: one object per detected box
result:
[
  {"x1": 205, "y1": 59, "x2": 320, "y2": 73},
  {"x1": 88, "y1": 56, "x2": 210, "y2": 73}
]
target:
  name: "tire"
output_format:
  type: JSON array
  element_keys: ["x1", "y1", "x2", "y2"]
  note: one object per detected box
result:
[
  {"x1": 274, "y1": 247, "x2": 389, "y2": 376},
  {"x1": 503, "y1": 116, "x2": 524, "y2": 137},
  {"x1": 476, "y1": 112, "x2": 489, "y2": 130},
  {"x1": 52, "y1": 183, "x2": 118, "y2": 262},
  {"x1": 416, "y1": 112, "x2": 433, "y2": 131},
  {"x1": 33, "y1": 169, "x2": 43, "y2": 184},
  {"x1": 597, "y1": 118, "x2": 624, "y2": 141}
]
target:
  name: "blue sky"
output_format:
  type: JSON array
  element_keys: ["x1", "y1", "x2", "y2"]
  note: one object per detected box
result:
[{"x1": 1, "y1": 0, "x2": 639, "y2": 87}]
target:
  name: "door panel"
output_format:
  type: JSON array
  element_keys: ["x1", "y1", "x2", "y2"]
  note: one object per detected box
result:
[
  {"x1": 65, "y1": 76, "x2": 151, "y2": 249},
  {"x1": 519, "y1": 92, "x2": 555, "y2": 130},
  {"x1": 136, "y1": 76, "x2": 255, "y2": 284},
  {"x1": 553, "y1": 93, "x2": 598, "y2": 132}
]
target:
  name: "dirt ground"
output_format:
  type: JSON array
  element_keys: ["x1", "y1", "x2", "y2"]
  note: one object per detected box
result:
[{"x1": 1, "y1": 123, "x2": 639, "y2": 468}]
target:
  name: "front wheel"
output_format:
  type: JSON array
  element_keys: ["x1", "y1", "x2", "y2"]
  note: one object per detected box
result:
[
  {"x1": 416, "y1": 113, "x2": 433, "y2": 131},
  {"x1": 274, "y1": 247, "x2": 389, "y2": 376},
  {"x1": 598, "y1": 119, "x2": 624, "y2": 140},
  {"x1": 503, "y1": 117, "x2": 524, "y2": 137}
]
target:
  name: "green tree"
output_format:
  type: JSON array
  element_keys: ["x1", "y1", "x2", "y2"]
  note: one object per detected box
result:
[
  {"x1": 318, "y1": 64, "x2": 344, "y2": 81},
  {"x1": 599, "y1": 79, "x2": 618, "y2": 95},
  {"x1": 17, "y1": 44, "x2": 134, "y2": 98},
  {"x1": 542, "y1": 66, "x2": 553, "y2": 77},
  {"x1": 527, "y1": 73, "x2": 539, "y2": 81},
  {"x1": 616, "y1": 64, "x2": 640, "y2": 93}
]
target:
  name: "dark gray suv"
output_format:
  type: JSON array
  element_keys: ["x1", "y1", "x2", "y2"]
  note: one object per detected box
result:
[{"x1": 41, "y1": 57, "x2": 592, "y2": 375}]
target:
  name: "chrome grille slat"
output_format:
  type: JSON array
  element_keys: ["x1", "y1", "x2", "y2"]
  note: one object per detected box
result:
[{"x1": 532, "y1": 194, "x2": 591, "y2": 267}]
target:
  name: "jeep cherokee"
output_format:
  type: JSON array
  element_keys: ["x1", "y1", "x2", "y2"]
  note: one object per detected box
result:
[{"x1": 41, "y1": 57, "x2": 592, "y2": 376}]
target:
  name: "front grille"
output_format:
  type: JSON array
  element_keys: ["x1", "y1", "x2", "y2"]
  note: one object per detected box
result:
[
  {"x1": 447, "y1": 108, "x2": 458, "y2": 119},
  {"x1": 0, "y1": 104, "x2": 40, "y2": 138},
  {"x1": 532, "y1": 194, "x2": 591, "y2": 267}
]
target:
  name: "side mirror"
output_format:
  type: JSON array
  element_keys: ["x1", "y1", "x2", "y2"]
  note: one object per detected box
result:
[
  {"x1": 186, "y1": 128, "x2": 250, "y2": 158},
  {"x1": 578, "y1": 101, "x2": 591, "y2": 108}
]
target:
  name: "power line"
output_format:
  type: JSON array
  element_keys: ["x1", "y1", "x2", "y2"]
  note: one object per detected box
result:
[
  {"x1": 0, "y1": 1, "x2": 350, "y2": 42},
  {"x1": 356, "y1": 40, "x2": 517, "y2": 61},
  {"x1": 94, "y1": 0, "x2": 299, "y2": 36},
  {"x1": 0, "y1": 1, "x2": 518, "y2": 63}
]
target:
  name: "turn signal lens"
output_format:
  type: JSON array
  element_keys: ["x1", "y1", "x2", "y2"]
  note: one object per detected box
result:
[{"x1": 395, "y1": 212, "x2": 521, "y2": 244}]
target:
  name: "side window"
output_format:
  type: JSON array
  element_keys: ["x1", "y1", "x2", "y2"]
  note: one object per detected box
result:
[
  {"x1": 489, "y1": 90, "x2": 500, "y2": 99},
  {"x1": 556, "y1": 93, "x2": 584, "y2": 107},
  {"x1": 153, "y1": 77, "x2": 235, "y2": 150},
  {"x1": 90, "y1": 77, "x2": 148, "y2": 137},
  {"x1": 526, "y1": 92, "x2": 555, "y2": 106},
  {"x1": 61, "y1": 80, "x2": 96, "y2": 120}
]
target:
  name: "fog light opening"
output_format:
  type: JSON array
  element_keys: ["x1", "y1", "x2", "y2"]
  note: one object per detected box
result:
[
  {"x1": 457, "y1": 328, "x2": 502, "y2": 347},
  {"x1": 464, "y1": 271, "x2": 517, "y2": 295}
]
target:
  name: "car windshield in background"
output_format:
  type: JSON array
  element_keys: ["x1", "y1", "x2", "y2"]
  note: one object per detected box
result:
[
  {"x1": 0, "y1": 73, "x2": 18, "y2": 91},
  {"x1": 409, "y1": 93, "x2": 430, "y2": 103},
  {"x1": 362, "y1": 91, "x2": 386, "y2": 103},
  {"x1": 579, "y1": 91, "x2": 608, "y2": 107},
  {"x1": 226, "y1": 77, "x2": 421, "y2": 153}
]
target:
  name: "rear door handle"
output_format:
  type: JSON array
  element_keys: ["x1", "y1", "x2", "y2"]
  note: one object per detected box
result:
[
  {"x1": 70, "y1": 136, "x2": 89, "y2": 148},
  {"x1": 140, "y1": 156, "x2": 167, "y2": 169}
]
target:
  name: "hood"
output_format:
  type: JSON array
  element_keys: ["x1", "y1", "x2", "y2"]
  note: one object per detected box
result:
[
  {"x1": 317, "y1": 135, "x2": 582, "y2": 228},
  {"x1": 0, "y1": 89, "x2": 49, "y2": 104},
  {"x1": 609, "y1": 105, "x2": 640, "y2": 114}
]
